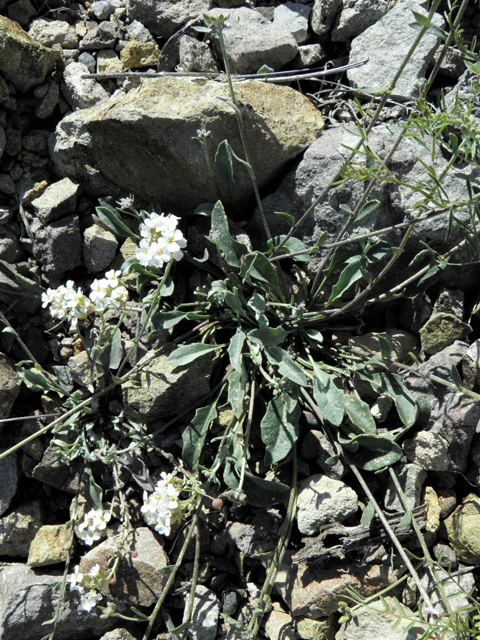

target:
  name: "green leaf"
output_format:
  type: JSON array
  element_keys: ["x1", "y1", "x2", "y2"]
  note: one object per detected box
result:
[
  {"x1": 361, "y1": 501, "x2": 375, "y2": 527},
  {"x1": 378, "y1": 335, "x2": 391, "y2": 360},
  {"x1": 96, "y1": 202, "x2": 138, "y2": 238},
  {"x1": 343, "y1": 394, "x2": 377, "y2": 435},
  {"x1": 156, "y1": 563, "x2": 180, "y2": 575},
  {"x1": 410, "y1": 10, "x2": 429, "y2": 27},
  {"x1": 260, "y1": 393, "x2": 301, "y2": 465},
  {"x1": 303, "y1": 328, "x2": 323, "y2": 343},
  {"x1": 14, "y1": 272, "x2": 43, "y2": 295},
  {"x1": 312, "y1": 365, "x2": 344, "y2": 427},
  {"x1": 248, "y1": 326, "x2": 290, "y2": 347},
  {"x1": 247, "y1": 292, "x2": 266, "y2": 314},
  {"x1": 168, "y1": 343, "x2": 224, "y2": 366},
  {"x1": 240, "y1": 252, "x2": 280, "y2": 292},
  {"x1": 346, "y1": 435, "x2": 403, "y2": 471},
  {"x1": 16, "y1": 366, "x2": 64, "y2": 397},
  {"x1": 264, "y1": 235, "x2": 310, "y2": 263},
  {"x1": 150, "y1": 310, "x2": 189, "y2": 330},
  {"x1": 264, "y1": 346, "x2": 307, "y2": 386},
  {"x1": 257, "y1": 64, "x2": 274, "y2": 75},
  {"x1": 215, "y1": 140, "x2": 235, "y2": 193},
  {"x1": 183, "y1": 401, "x2": 218, "y2": 470},
  {"x1": 370, "y1": 372, "x2": 418, "y2": 427},
  {"x1": 228, "y1": 329, "x2": 245, "y2": 371},
  {"x1": 192, "y1": 25, "x2": 212, "y2": 33},
  {"x1": 327, "y1": 254, "x2": 366, "y2": 305},
  {"x1": 228, "y1": 365, "x2": 247, "y2": 418},
  {"x1": 84, "y1": 465, "x2": 103, "y2": 509},
  {"x1": 169, "y1": 622, "x2": 191, "y2": 635},
  {"x1": 450, "y1": 364, "x2": 463, "y2": 390},
  {"x1": 397, "y1": 509, "x2": 412, "y2": 529},
  {"x1": 210, "y1": 200, "x2": 241, "y2": 269},
  {"x1": 273, "y1": 211, "x2": 295, "y2": 228},
  {"x1": 242, "y1": 469, "x2": 290, "y2": 507},
  {"x1": 355, "y1": 199, "x2": 380, "y2": 222},
  {"x1": 193, "y1": 203, "x2": 215, "y2": 216}
]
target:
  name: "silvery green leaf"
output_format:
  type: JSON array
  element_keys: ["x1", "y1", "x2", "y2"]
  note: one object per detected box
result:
[
  {"x1": 312, "y1": 365, "x2": 344, "y2": 426},
  {"x1": 168, "y1": 343, "x2": 225, "y2": 366},
  {"x1": 264, "y1": 346, "x2": 307, "y2": 386}
]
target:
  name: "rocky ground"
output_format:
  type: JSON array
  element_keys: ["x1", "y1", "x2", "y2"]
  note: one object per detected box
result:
[{"x1": 1, "y1": 0, "x2": 480, "y2": 639}]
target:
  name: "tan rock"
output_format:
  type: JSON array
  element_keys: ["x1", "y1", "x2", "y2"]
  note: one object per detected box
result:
[
  {"x1": 97, "y1": 49, "x2": 123, "y2": 74},
  {"x1": 51, "y1": 77, "x2": 324, "y2": 211},
  {"x1": 424, "y1": 486, "x2": 441, "y2": 532},
  {"x1": 444, "y1": 493, "x2": 480, "y2": 564},
  {"x1": 265, "y1": 602, "x2": 297, "y2": 640},
  {"x1": 121, "y1": 40, "x2": 160, "y2": 69},
  {"x1": 27, "y1": 524, "x2": 70, "y2": 567},
  {"x1": 295, "y1": 616, "x2": 335, "y2": 640}
]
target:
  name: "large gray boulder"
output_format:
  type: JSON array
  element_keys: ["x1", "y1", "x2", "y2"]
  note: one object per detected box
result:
[
  {"x1": 348, "y1": 1, "x2": 444, "y2": 101},
  {"x1": 49, "y1": 77, "x2": 324, "y2": 212},
  {"x1": 127, "y1": 0, "x2": 212, "y2": 39}
]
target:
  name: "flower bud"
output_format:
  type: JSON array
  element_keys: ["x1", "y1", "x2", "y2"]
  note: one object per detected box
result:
[{"x1": 212, "y1": 498, "x2": 223, "y2": 509}]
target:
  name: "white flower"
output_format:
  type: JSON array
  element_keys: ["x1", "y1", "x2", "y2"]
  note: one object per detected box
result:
[
  {"x1": 141, "y1": 473, "x2": 179, "y2": 537},
  {"x1": 42, "y1": 282, "x2": 93, "y2": 329},
  {"x1": 68, "y1": 565, "x2": 84, "y2": 590},
  {"x1": 118, "y1": 196, "x2": 134, "y2": 209},
  {"x1": 80, "y1": 589, "x2": 102, "y2": 612},
  {"x1": 89, "y1": 270, "x2": 128, "y2": 314},
  {"x1": 78, "y1": 509, "x2": 111, "y2": 546},
  {"x1": 135, "y1": 212, "x2": 186, "y2": 269},
  {"x1": 89, "y1": 563, "x2": 103, "y2": 580}
]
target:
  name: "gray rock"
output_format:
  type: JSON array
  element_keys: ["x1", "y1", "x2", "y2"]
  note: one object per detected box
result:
[
  {"x1": 68, "y1": 350, "x2": 104, "y2": 388},
  {"x1": 296, "y1": 474, "x2": 358, "y2": 535},
  {"x1": 4, "y1": 129, "x2": 21, "y2": 156},
  {"x1": 62, "y1": 62, "x2": 110, "y2": 110},
  {"x1": 35, "y1": 82, "x2": 60, "y2": 119},
  {"x1": 311, "y1": 0, "x2": 343, "y2": 38},
  {"x1": 273, "y1": 2, "x2": 311, "y2": 44},
  {"x1": 79, "y1": 527, "x2": 169, "y2": 606},
  {"x1": 28, "y1": 19, "x2": 78, "y2": 49},
  {"x1": 0, "y1": 451, "x2": 18, "y2": 516},
  {"x1": 50, "y1": 76, "x2": 324, "y2": 211},
  {"x1": 0, "y1": 501, "x2": 43, "y2": 557},
  {"x1": 125, "y1": 20, "x2": 155, "y2": 43},
  {"x1": 100, "y1": 630, "x2": 137, "y2": 640},
  {"x1": 91, "y1": 0, "x2": 121, "y2": 20},
  {"x1": 336, "y1": 597, "x2": 426, "y2": 640},
  {"x1": 0, "y1": 227, "x2": 22, "y2": 262},
  {"x1": 384, "y1": 463, "x2": 427, "y2": 512},
  {"x1": 332, "y1": 0, "x2": 390, "y2": 42},
  {"x1": 265, "y1": 602, "x2": 298, "y2": 640},
  {"x1": 420, "y1": 312, "x2": 472, "y2": 355},
  {"x1": 348, "y1": 2, "x2": 444, "y2": 101},
  {"x1": 232, "y1": 511, "x2": 281, "y2": 557},
  {"x1": 31, "y1": 177, "x2": 80, "y2": 224},
  {"x1": 83, "y1": 223, "x2": 118, "y2": 272},
  {"x1": 0, "y1": 354, "x2": 21, "y2": 419},
  {"x1": 433, "y1": 288, "x2": 464, "y2": 318},
  {"x1": 183, "y1": 585, "x2": 220, "y2": 640},
  {"x1": 127, "y1": 0, "x2": 212, "y2": 39},
  {"x1": 80, "y1": 21, "x2": 118, "y2": 50},
  {"x1": 123, "y1": 346, "x2": 215, "y2": 423},
  {"x1": 295, "y1": 43, "x2": 327, "y2": 67},
  {"x1": 433, "y1": 543, "x2": 457, "y2": 570},
  {"x1": 0, "y1": 261, "x2": 41, "y2": 314},
  {"x1": 300, "y1": 428, "x2": 346, "y2": 479},
  {"x1": 77, "y1": 52, "x2": 96, "y2": 74},
  {"x1": 0, "y1": 127, "x2": 5, "y2": 160},
  {"x1": 207, "y1": 8, "x2": 298, "y2": 74},
  {"x1": 402, "y1": 342, "x2": 480, "y2": 471},
  {"x1": 32, "y1": 214, "x2": 83, "y2": 281},
  {"x1": 445, "y1": 69, "x2": 480, "y2": 113},
  {"x1": 0, "y1": 16, "x2": 61, "y2": 93},
  {"x1": 462, "y1": 340, "x2": 480, "y2": 391},
  {"x1": 420, "y1": 566, "x2": 475, "y2": 616},
  {"x1": 403, "y1": 430, "x2": 449, "y2": 471},
  {"x1": 32, "y1": 439, "x2": 83, "y2": 494},
  {"x1": 179, "y1": 35, "x2": 218, "y2": 72},
  {"x1": 0, "y1": 174, "x2": 15, "y2": 194},
  {"x1": 7, "y1": 0, "x2": 36, "y2": 27},
  {"x1": 0, "y1": 563, "x2": 120, "y2": 640}
]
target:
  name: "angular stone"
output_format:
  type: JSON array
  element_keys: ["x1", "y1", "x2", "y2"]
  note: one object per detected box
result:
[
  {"x1": 0, "y1": 227, "x2": 22, "y2": 262},
  {"x1": 0, "y1": 501, "x2": 43, "y2": 557},
  {"x1": 36, "y1": 83, "x2": 60, "y2": 119},
  {"x1": 183, "y1": 585, "x2": 220, "y2": 640},
  {"x1": 295, "y1": 43, "x2": 327, "y2": 67},
  {"x1": 296, "y1": 616, "x2": 335, "y2": 640},
  {"x1": 97, "y1": 49, "x2": 123, "y2": 74},
  {"x1": 0, "y1": 353, "x2": 21, "y2": 419},
  {"x1": 27, "y1": 524, "x2": 70, "y2": 567},
  {"x1": 336, "y1": 597, "x2": 426, "y2": 640},
  {"x1": 232, "y1": 511, "x2": 281, "y2": 557},
  {"x1": 28, "y1": 19, "x2": 78, "y2": 49},
  {"x1": 420, "y1": 312, "x2": 472, "y2": 355},
  {"x1": 122, "y1": 346, "x2": 215, "y2": 423},
  {"x1": 31, "y1": 177, "x2": 80, "y2": 224},
  {"x1": 444, "y1": 493, "x2": 480, "y2": 564},
  {"x1": 349, "y1": 329, "x2": 418, "y2": 364},
  {"x1": 265, "y1": 602, "x2": 297, "y2": 640},
  {"x1": 32, "y1": 214, "x2": 82, "y2": 281},
  {"x1": 80, "y1": 21, "x2": 117, "y2": 50},
  {"x1": 68, "y1": 349, "x2": 104, "y2": 387},
  {"x1": 179, "y1": 36, "x2": 218, "y2": 72},
  {"x1": 50, "y1": 77, "x2": 324, "y2": 211},
  {"x1": 273, "y1": 2, "x2": 311, "y2": 44},
  {"x1": 384, "y1": 462, "x2": 427, "y2": 512},
  {"x1": 0, "y1": 16, "x2": 61, "y2": 93},
  {"x1": 311, "y1": 0, "x2": 343, "y2": 38},
  {"x1": 348, "y1": 1, "x2": 444, "y2": 101},
  {"x1": 207, "y1": 8, "x2": 298, "y2": 74},
  {"x1": 462, "y1": 339, "x2": 480, "y2": 391},
  {"x1": 296, "y1": 474, "x2": 358, "y2": 536},
  {"x1": 0, "y1": 451, "x2": 18, "y2": 516},
  {"x1": 332, "y1": 0, "x2": 390, "y2": 42},
  {"x1": 120, "y1": 40, "x2": 160, "y2": 69},
  {"x1": 126, "y1": 0, "x2": 212, "y2": 39},
  {"x1": 62, "y1": 61, "x2": 110, "y2": 110},
  {"x1": 7, "y1": 0, "x2": 36, "y2": 27},
  {"x1": 403, "y1": 431, "x2": 449, "y2": 471},
  {"x1": 275, "y1": 552, "x2": 398, "y2": 618},
  {"x1": 78, "y1": 527, "x2": 169, "y2": 606},
  {"x1": 83, "y1": 223, "x2": 118, "y2": 272}
]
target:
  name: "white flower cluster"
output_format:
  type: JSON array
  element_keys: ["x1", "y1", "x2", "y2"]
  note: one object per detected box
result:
[
  {"x1": 135, "y1": 212, "x2": 187, "y2": 269},
  {"x1": 69, "y1": 563, "x2": 104, "y2": 612},
  {"x1": 78, "y1": 508, "x2": 111, "y2": 545},
  {"x1": 89, "y1": 269, "x2": 128, "y2": 313},
  {"x1": 41, "y1": 270, "x2": 128, "y2": 328},
  {"x1": 141, "y1": 472, "x2": 179, "y2": 536}
]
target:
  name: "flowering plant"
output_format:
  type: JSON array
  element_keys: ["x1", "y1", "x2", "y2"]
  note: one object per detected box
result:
[
  {"x1": 69, "y1": 562, "x2": 105, "y2": 612},
  {"x1": 141, "y1": 472, "x2": 180, "y2": 537},
  {"x1": 78, "y1": 508, "x2": 112, "y2": 546},
  {"x1": 136, "y1": 212, "x2": 187, "y2": 269}
]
